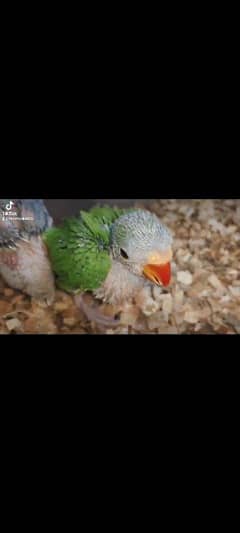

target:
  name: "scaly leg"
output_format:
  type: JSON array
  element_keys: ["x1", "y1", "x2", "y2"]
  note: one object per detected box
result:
[{"x1": 74, "y1": 294, "x2": 121, "y2": 327}]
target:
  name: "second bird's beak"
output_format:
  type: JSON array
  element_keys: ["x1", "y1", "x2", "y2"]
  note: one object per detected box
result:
[{"x1": 143, "y1": 250, "x2": 172, "y2": 287}]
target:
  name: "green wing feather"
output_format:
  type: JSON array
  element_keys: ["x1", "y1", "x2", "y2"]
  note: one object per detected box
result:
[{"x1": 43, "y1": 206, "x2": 132, "y2": 293}]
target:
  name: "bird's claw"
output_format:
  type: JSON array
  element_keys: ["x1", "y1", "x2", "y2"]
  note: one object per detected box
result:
[{"x1": 32, "y1": 290, "x2": 55, "y2": 307}]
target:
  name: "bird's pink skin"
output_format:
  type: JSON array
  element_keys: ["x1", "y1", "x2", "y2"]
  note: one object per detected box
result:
[
  {"x1": 0, "y1": 237, "x2": 55, "y2": 304},
  {"x1": 0, "y1": 250, "x2": 18, "y2": 269}
]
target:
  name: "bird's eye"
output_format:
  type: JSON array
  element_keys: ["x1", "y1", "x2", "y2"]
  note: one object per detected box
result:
[{"x1": 120, "y1": 248, "x2": 129, "y2": 259}]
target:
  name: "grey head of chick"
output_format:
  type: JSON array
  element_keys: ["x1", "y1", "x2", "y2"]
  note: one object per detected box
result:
[
  {"x1": 110, "y1": 209, "x2": 173, "y2": 287},
  {"x1": 0, "y1": 199, "x2": 53, "y2": 247}
]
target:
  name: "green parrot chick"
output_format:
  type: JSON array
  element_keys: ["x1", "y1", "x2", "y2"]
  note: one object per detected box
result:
[{"x1": 44, "y1": 208, "x2": 173, "y2": 306}]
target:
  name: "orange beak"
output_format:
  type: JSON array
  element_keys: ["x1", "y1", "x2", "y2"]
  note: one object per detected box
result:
[{"x1": 143, "y1": 262, "x2": 171, "y2": 287}]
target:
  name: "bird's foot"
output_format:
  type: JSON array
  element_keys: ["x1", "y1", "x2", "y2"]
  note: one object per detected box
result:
[
  {"x1": 74, "y1": 294, "x2": 121, "y2": 328},
  {"x1": 31, "y1": 289, "x2": 56, "y2": 307}
]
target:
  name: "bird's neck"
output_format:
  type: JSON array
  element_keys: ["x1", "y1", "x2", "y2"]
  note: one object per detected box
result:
[{"x1": 94, "y1": 258, "x2": 145, "y2": 305}]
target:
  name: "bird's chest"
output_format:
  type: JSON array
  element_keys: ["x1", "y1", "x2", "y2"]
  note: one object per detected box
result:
[{"x1": 94, "y1": 260, "x2": 145, "y2": 305}]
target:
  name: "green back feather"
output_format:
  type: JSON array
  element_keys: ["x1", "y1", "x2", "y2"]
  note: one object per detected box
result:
[
  {"x1": 43, "y1": 206, "x2": 131, "y2": 292},
  {"x1": 89, "y1": 206, "x2": 127, "y2": 226}
]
